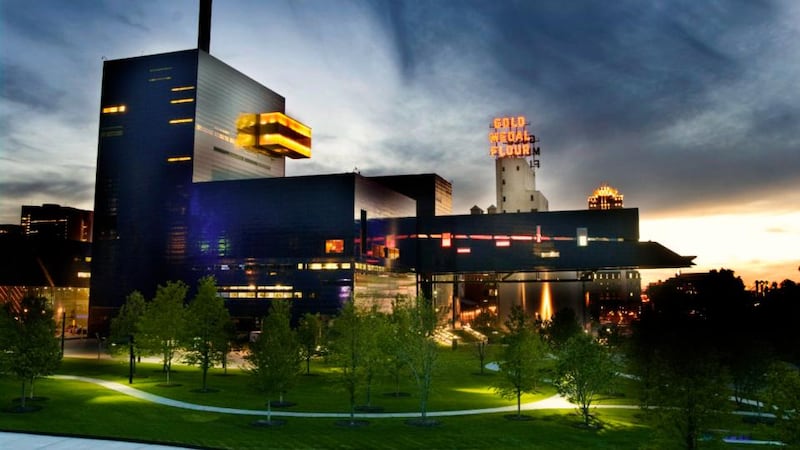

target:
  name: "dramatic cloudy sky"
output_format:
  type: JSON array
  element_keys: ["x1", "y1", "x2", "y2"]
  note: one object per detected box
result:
[{"x1": 1, "y1": 0, "x2": 798, "y2": 285}]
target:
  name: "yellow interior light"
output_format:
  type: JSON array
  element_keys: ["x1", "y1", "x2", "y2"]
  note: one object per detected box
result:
[
  {"x1": 171, "y1": 86, "x2": 195, "y2": 92},
  {"x1": 169, "y1": 118, "x2": 194, "y2": 124},
  {"x1": 259, "y1": 134, "x2": 311, "y2": 158},
  {"x1": 102, "y1": 105, "x2": 127, "y2": 114},
  {"x1": 166, "y1": 156, "x2": 192, "y2": 162},
  {"x1": 170, "y1": 98, "x2": 195, "y2": 104}
]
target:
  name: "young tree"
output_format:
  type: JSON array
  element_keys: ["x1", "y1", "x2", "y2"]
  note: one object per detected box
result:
[
  {"x1": 329, "y1": 299, "x2": 365, "y2": 424},
  {"x1": 246, "y1": 300, "x2": 300, "y2": 424},
  {"x1": 494, "y1": 304, "x2": 546, "y2": 419},
  {"x1": 2, "y1": 296, "x2": 61, "y2": 410},
  {"x1": 108, "y1": 291, "x2": 147, "y2": 367},
  {"x1": 297, "y1": 312, "x2": 322, "y2": 375},
  {"x1": 383, "y1": 297, "x2": 411, "y2": 397},
  {"x1": 635, "y1": 333, "x2": 730, "y2": 450},
  {"x1": 476, "y1": 339, "x2": 489, "y2": 375},
  {"x1": 137, "y1": 280, "x2": 188, "y2": 384},
  {"x1": 764, "y1": 362, "x2": 800, "y2": 445},
  {"x1": 555, "y1": 333, "x2": 617, "y2": 427},
  {"x1": 183, "y1": 276, "x2": 231, "y2": 392},
  {"x1": 359, "y1": 305, "x2": 389, "y2": 410},
  {"x1": 395, "y1": 295, "x2": 442, "y2": 424}
]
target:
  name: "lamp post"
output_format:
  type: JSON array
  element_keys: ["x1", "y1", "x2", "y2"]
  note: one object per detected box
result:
[
  {"x1": 129, "y1": 334, "x2": 135, "y2": 384},
  {"x1": 59, "y1": 307, "x2": 66, "y2": 356}
]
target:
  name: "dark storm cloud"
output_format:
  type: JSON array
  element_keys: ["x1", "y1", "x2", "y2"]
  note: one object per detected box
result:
[
  {"x1": 0, "y1": 62, "x2": 65, "y2": 110},
  {"x1": 367, "y1": 0, "x2": 796, "y2": 212},
  {"x1": 0, "y1": 174, "x2": 95, "y2": 223},
  {"x1": 0, "y1": 174, "x2": 94, "y2": 200}
]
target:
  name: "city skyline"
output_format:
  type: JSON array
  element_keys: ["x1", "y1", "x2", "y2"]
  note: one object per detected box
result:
[{"x1": 1, "y1": 1, "x2": 798, "y2": 286}]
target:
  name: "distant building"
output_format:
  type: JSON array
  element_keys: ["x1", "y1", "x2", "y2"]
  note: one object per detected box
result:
[
  {"x1": 584, "y1": 184, "x2": 640, "y2": 327},
  {"x1": 588, "y1": 184, "x2": 624, "y2": 210},
  {"x1": 21, "y1": 204, "x2": 93, "y2": 242},
  {"x1": 1, "y1": 205, "x2": 92, "y2": 332}
]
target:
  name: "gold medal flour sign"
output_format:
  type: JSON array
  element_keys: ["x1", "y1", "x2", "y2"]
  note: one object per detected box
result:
[{"x1": 489, "y1": 115, "x2": 534, "y2": 158}]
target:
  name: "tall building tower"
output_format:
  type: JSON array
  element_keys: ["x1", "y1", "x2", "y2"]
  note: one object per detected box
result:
[
  {"x1": 90, "y1": 44, "x2": 311, "y2": 328},
  {"x1": 489, "y1": 115, "x2": 548, "y2": 213},
  {"x1": 588, "y1": 183, "x2": 624, "y2": 210}
]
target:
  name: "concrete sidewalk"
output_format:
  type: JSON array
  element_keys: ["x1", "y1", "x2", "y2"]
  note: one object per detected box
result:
[{"x1": 0, "y1": 431, "x2": 194, "y2": 449}]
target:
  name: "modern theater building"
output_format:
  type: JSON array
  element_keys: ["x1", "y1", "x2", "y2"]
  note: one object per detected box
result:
[{"x1": 87, "y1": 5, "x2": 693, "y2": 333}]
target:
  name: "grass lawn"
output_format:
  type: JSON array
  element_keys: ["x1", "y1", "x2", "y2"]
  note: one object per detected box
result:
[{"x1": 0, "y1": 344, "x2": 779, "y2": 449}]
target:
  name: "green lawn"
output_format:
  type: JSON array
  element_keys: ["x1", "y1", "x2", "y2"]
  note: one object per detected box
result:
[{"x1": 0, "y1": 345, "x2": 778, "y2": 449}]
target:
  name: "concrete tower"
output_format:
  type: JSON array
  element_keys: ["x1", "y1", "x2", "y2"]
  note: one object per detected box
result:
[{"x1": 488, "y1": 115, "x2": 548, "y2": 213}]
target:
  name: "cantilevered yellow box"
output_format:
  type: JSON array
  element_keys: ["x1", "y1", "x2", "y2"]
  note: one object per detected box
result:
[{"x1": 236, "y1": 112, "x2": 311, "y2": 159}]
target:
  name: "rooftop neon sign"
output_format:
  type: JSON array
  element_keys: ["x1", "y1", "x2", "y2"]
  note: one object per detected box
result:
[{"x1": 488, "y1": 115, "x2": 540, "y2": 161}]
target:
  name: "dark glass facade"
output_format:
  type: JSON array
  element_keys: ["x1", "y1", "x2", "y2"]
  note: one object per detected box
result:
[{"x1": 89, "y1": 49, "x2": 693, "y2": 333}]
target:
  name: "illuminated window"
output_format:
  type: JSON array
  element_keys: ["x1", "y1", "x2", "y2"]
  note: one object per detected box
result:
[
  {"x1": 577, "y1": 228, "x2": 588, "y2": 247},
  {"x1": 169, "y1": 118, "x2": 194, "y2": 124},
  {"x1": 171, "y1": 86, "x2": 195, "y2": 92},
  {"x1": 77, "y1": 272, "x2": 91, "y2": 278},
  {"x1": 325, "y1": 239, "x2": 344, "y2": 253},
  {"x1": 148, "y1": 76, "x2": 172, "y2": 82},
  {"x1": 441, "y1": 232, "x2": 451, "y2": 248},
  {"x1": 102, "y1": 105, "x2": 127, "y2": 114},
  {"x1": 456, "y1": 247, "x2": 471, "y2": 254},
  {"x1": 166, "y1": 156, "x2": 192, "y2": 163},
  {"x1": 170, "y1": 98, "x2": 195, "y2": 104}
]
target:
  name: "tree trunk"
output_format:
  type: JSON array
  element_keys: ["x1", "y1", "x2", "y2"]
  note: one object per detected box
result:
[
  {"x1": 28, "y1": 377, "x2": 36, "y2": 399},
  {"x1": 20, "y1": 379, "x2": 26, "y2": 409},
  {"x1": 517, "y1": 389, "x2": 522, "y2": 418}
]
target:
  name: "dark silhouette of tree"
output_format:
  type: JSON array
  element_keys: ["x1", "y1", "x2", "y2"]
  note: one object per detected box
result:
[
  {"x1": 631, "y1": 313, "x2": 730, "y2": 449},
  {"x1": 183, "y1": 276, "x2": 231, "y2": 392},
  {"x1": 757, "y1": 279, "x2": 800, "y2": 361},
  {"x1": 471, "y1": 309, "x2": 500, "y2": 337},
  {"x1": 542, "y1": 307, "x2": 582, "y2": 349},
  {"x1": 494, "y1": 304, "x2": 546, "y2": 419}
]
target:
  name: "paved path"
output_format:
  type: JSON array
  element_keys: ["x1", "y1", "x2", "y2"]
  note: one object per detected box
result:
[{"x1": 50, "y1": 374, "x2": 637, "y2": 418}]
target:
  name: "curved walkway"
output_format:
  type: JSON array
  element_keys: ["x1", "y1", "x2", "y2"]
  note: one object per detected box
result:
[{"x1": 50, "y1": 374, "x2": 636, "y2": 418}]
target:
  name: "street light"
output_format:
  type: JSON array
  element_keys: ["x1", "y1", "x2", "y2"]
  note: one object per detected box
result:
[{"x1": 58, "y1": 307, "x2": 66, "y2": 356}]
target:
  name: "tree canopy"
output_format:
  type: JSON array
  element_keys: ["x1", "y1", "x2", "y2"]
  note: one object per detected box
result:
[
  {"x1": 137, "y1": 280, "x2": 188, "y2": 384},
  {"x1": 555, "y1": 333, "x2": 617, "y2": 427},
  {"x1": 494, "y1": 304, "x2": 547, "y2": 419},
  {"x1": 183, "y1": 276, "x2": 231, "y2": 391},
  {"x1": 1, "y1": 296, "x2": 61, "y2": 410}
]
